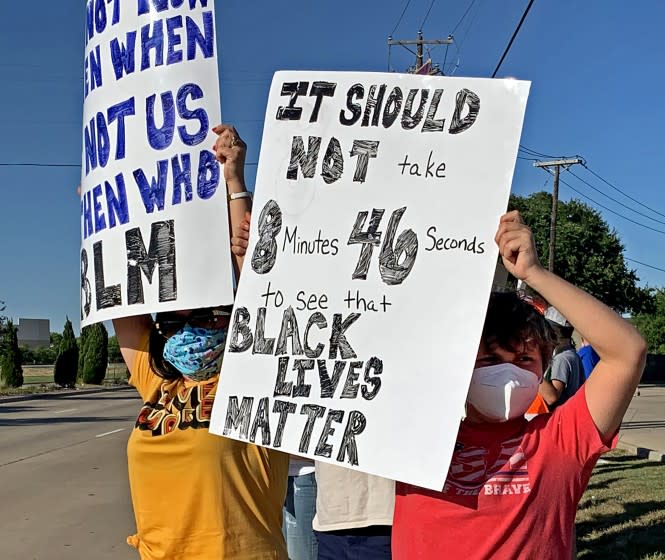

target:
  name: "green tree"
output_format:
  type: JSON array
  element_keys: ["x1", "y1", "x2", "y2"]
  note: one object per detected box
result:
[
  {"x1": 0, "y1": 300, "x2": 7, "y2": 342},
  {"x1": 18, "y1": 332, "x2": 62, "y2": 365},
  {"x1": 77, "y1": 328, "x2": 88, "y2": 380},
  {"x1": 33, "y1": 346, "x2": 57, "y2": 365},
  {"x1": 107, "y1": 335, "x2": 123, "y2": 364},
  {"x1": 509, "y1": 192, "x2": 653, "y2": 314},
  {"x1": 54, "y1": 318, "x2": 79, "y2": 387},
  {"x1": 78, "y1": 322, "x2": 108, "y2": 385},
  {"x1": 20, "y1": 345, "x2": 35, "y2": 365},
  {"x1": 1, "y1": 321, "x2": 23, "y2": 388},
  {"x1": 632, "y1": 289, "x2": 665, "y2": 354},
  {"x1": 50, "y1": 331, "x2": 63, "y2": 350}
]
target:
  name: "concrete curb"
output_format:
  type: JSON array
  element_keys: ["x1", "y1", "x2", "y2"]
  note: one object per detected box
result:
[
  {"x1": 0, "y1": 384, "x2": 135, "y2": 404},
  {"x1": 616, "y1": 440, "x2": 665, "y2": 463}
]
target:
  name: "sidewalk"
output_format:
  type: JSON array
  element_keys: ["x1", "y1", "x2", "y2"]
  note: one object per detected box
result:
[
  {"x1": 617, "y1": 384, "x2": 665, "y2": 461},
  {"x1": 0, "y1": 383, "x2": 134, "y2": 404}
]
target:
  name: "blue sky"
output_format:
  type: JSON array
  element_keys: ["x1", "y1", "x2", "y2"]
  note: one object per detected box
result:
[{"x1": 1, "y1": 0, "x2": 664, "y2": 334}]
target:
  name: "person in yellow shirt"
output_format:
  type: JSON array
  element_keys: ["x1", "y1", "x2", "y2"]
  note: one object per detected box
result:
[{"x1": 114, "y1": 125, "x2": 288, "y2": 560}]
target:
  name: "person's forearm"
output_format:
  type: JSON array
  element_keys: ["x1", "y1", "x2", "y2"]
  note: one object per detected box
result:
[
  {"x1": 113, "y1": 315, "x2": 153, "y2": 346},
  {"x1": 495, "y1": 211, "x2": 645, "y2": 436},
  {"x1": 227, "y1": 176, "x2": 252, "y2": 277},
  {"x1": 524, "y1": 267, "x2": 645, "y2": 369},
  {"x1": 527, "y1": 268, "x2": 645, "y2": 437},
  {"x1": 538, "y1": 380, "x2": 560, "y2": 407},
  {"x1": 113, "y1": 314, "x2": 153, "y2": 374}
]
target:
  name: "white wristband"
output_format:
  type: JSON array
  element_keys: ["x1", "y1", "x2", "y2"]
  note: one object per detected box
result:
[{"x1": 227, "y1": 191, "x2": 252, "y2": 202}]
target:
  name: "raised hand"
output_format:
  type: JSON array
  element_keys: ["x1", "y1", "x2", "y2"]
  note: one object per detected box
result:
[
  {"x1": 494, "y1": 210, "x2": 543, "y2": 282},
  {"x1": 212, "y1": 124, "x2": 246, "y2": 188}
]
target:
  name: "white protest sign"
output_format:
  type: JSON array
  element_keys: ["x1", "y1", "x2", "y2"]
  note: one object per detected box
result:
[
  {"x1": 210, "y1": 71, "x2": 530, "y2": 490},
  {"x1": 80, "y1": 0, "x2": 233, "y2": 327}
]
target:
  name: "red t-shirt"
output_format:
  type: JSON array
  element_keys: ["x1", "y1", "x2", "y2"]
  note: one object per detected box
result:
[{"x1": 393, "y1": 386, "x2": 616, "y2": 560}]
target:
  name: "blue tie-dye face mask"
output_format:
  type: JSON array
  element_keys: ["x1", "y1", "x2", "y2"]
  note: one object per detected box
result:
[{"x1": 162, "y1": 325, "x2": 227, "y2": 382}]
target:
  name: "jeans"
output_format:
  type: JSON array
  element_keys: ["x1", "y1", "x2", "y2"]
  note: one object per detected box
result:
[
  {"x1": 315, "y1": 526, "x2": 392, "y2": 560},
  {"x1": 283, "y1": 472, "x2": 318, "y2": 560}
]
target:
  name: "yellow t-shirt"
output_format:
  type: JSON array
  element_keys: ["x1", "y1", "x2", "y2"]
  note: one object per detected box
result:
[{"x1": 126, "y1": 339, "x2": 288, "y2": 559}]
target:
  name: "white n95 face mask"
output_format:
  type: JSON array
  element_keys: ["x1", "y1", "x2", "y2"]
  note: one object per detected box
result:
[{"x1": 466, "y1": 363, "x2": 540, "y2": 422}]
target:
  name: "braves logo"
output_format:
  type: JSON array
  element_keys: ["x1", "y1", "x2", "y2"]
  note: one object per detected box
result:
[{"x1": 446, "y1": 436, "x2": 529, "y2": 492}]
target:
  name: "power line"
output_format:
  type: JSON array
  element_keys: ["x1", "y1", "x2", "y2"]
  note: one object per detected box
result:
[
  {"x1": 420, "y1": 0, "x2": 438, "y2": 30},
  {"x1": 390, "y1": 0, "x2": 413, "y2": 36},
  {"x1": 441, "y1": 0, "x2": 483, "y2": 76},
  {"x1": 553, "y1": 172, "x2": 665, "y2": 236},
  {"x1": 525, "y1": 149, "x2": 665, "y2": 276},
  {"x1": 518, "y1": 144, "x2": 564, "y2": 159},
  {"x1": 491, "y1": 0, "x2": 536, "y2": 78},
  {"x1": 583, "y1": 163, "x2": 665, "y2": 220},
  {"x1": 522, "y1": 148, "x2": 665, "y2": 222},
  {"x1": 558, "y1": 174, "x2": 665, "y2": 278},
  {"x1": 566, "y1": 168, "x2": 665, "y2": 226},
  {"x1": 451, "y1": 0, "x2": 478, "y2": 36},
  {"x1": 455, "y1": 0, "x2": 484, "y2": 51},
  {"x1": 0, "y1": 162, "x2": 80, "y2": 168},
  {"x1": 625, "y1": 257, "x2": 665, "y2": 275}
]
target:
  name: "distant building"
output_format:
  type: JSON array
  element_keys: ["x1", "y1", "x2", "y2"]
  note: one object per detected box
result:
[{"x1": 17, "y1": 318, "x2": 50, "y2": 349}]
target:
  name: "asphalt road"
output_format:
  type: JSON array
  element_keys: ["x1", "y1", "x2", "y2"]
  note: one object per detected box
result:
[{"x1": 0, "y1": 388, "x2": 143, "y2": 560}]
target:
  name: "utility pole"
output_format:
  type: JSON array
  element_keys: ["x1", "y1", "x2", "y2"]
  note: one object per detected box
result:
[
  {"x1": 388, "y1": 32, "x2": 453, "y2": 74},
  {"x1": 533, "y1": 158, "x2": 584, "y2": 272}
]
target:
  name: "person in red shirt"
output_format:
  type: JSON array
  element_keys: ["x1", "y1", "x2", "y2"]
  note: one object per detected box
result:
[{"x1": 392, "y1": 211, "x2": 646, "y2": 560}]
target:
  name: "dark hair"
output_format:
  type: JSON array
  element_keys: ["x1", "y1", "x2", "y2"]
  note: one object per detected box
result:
[
  {"x1": 148, "y1": 313, "x2": 183, "y2": 381},
  {"x1": 550, "y1": 323, "x2": 574, "y2": 342},
  {"x1": 482, "y1": 292, "x2": 557, "y2": 370}
]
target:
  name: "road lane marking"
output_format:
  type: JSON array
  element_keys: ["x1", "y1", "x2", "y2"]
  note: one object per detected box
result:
[
  {"x1": 54, "y1": 408, "x2": 77, "y2": 414},
  {"x1": 95, "y1": 428, "x2": 126, "y2": 438}
]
